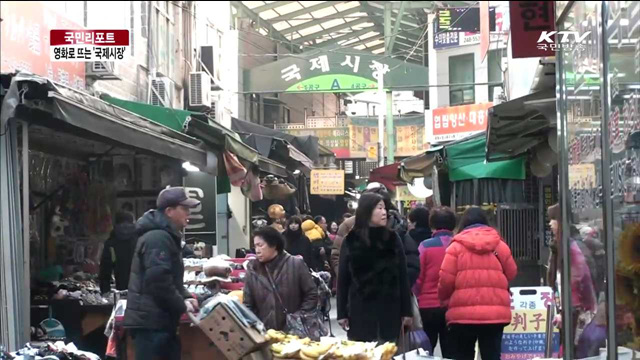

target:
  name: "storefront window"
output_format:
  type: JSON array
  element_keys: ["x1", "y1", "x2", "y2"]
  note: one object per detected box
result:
[
  {"x1": 604, "y1": 0, "x2": 640, "y2": 353},
  {"x1": 557, "y1": 2, "x2": 607, "y2": 358}
]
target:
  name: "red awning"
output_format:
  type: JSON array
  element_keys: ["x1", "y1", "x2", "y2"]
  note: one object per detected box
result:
[{"x1": 369, "y1": 163, "x2": 404, "y2": 192}]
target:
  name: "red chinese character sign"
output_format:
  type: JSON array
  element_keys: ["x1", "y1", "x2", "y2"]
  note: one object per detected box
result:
[
  {"x1": 425, "y1": 103, "x2": 493, "y2": 143},
  {"x1": 509, "y1": 1, "x2": 556, "y2": 58},
  {"x1": 502, "y1": 287, "x2": 560, "y2": 360},
  {"x1": 1, "y1": 1, "x2": 85, "y2": 89}
]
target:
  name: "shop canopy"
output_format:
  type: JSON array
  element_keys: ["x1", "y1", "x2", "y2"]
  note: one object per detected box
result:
[
  {"x1": 101, "y1": 95, "x2": 259, "y2": 167},
  {"x1": 369, "y1": 162, "x2": 405, "y2": 192},
  {"x1": 446, "y1": 135, "x2": 526, "y2": 182},
  {"x1": 399, "y1": 145, "x2": 444, "y2": 183},
  {"x1": 2, "y1": 73, "x2": 210, "y2": 169},
  {"x1": 486, "y1": 62, "x2": 556, "y2": 162}
]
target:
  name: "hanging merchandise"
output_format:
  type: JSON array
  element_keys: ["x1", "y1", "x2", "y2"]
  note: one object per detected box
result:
[
  {"x1": 241, "y1": 168, "x2": 263, "y2": 202},
  {"x1": 262, "y1": 175, "x2": 296, "y2": 201},
  {"x1": 224, "y1": 151, "x2": 248, "y2": 187}
]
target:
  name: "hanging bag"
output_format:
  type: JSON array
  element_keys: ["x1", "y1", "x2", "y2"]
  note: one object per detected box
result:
[{"x1": 265, "y1": 260, "x2": 328, "y2": 340}]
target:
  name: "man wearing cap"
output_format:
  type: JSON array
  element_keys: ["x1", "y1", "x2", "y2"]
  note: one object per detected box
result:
[{"x1": 124, "y1": 187, "x2": 201, "y2": 360}]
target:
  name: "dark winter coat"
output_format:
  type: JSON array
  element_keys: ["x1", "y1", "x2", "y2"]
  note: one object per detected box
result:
[
  {"x1": 99, "y1": 223, "x2": 138, "y2": 294},
  {"x1": 123, "y1": 210, "x2": 192, "y2": 330},
  {"x1": 337, "y1": 227, "x2": 412, "y2": 342},
  {"x1": 283, "y1": 229, "x2": 315, "y2": 270},
  {"x1": 404, "y1": 227, "x2": 431, "y2": 287},
  {"x1": 331, "y1": 211, "x2": 407, "y2": 279},
  {"x1": 243, "y1": 252, "x2": 318, "y2": 331}
]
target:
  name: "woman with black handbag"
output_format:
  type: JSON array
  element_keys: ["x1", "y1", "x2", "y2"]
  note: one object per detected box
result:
[
  {"x1": 337, "y1": 193, "x2": 413, "y2": 342},
  {"x1": 243, "y1": 226, "x2": 324, "y2": 338}
]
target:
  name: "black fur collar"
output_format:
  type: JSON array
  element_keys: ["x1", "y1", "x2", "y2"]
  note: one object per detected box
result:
[{"x1": 345, "y1": 227, "x2": 400, "y2": 300}]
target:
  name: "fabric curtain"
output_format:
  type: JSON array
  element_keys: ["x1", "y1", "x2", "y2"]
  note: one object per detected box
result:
[{"x1": 453, "y1": 179, "x2": 525, "y2": 206}]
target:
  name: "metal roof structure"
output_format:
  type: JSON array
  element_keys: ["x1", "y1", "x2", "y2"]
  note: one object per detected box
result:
[{"x1": 233, "y1": 1, "x2": 477, "y2": 63}]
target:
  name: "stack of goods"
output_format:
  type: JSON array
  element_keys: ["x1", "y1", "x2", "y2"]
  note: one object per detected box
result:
[
  {"x1": 183, "y1": 257, "x2": 248, "y2": 290},
  {"x1": 266, "y1": 330, "x2": 398, "y2": 360},
  {"x1": 32, "y1": 272, "x2": 111, "y2": 305},
  {"x1": 7, "y1": 341, "x2": 100, "y2": 360}
]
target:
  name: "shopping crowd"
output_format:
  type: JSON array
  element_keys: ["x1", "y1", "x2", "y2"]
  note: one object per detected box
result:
[{"x1": 107, "y1": 184, "x2": 522, "y2": 360}]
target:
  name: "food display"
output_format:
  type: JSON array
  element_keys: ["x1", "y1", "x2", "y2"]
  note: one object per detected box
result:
[{"x1": 266, "y1": 330, "x2": 398, "y2": 360}]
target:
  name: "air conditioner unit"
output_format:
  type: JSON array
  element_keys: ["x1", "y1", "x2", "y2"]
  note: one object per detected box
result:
[
  {"x1": 86, "y1": 61, "x2": 119, "y2": 80},
  {"x1": 150, "y1": 77, "x2": 171, "y2": 107},
  {"x1": 188, "y1": 72, "x2": 212, "y2": 109}
]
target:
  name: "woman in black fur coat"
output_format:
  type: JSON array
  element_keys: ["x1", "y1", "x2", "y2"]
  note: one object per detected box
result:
[{"x1": 336, "y1": 193, "x2": 413, "y2": 342}]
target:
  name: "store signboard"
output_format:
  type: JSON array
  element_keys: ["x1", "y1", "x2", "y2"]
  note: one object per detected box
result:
[
  {"x1": 184, "y1": 172, "x2": 217, "y2": 245},
  {"x1": 509, "y1": 1, "x2": 556, "y2": 58},
  {"x1": 502, "y1": 287, "x2": 560, "y2": 359},
  {"x1": 365, "y1": 142, "x2": 378, "y2": 162},
  {"x1": 425, "y1": 103, "x2": 493, "y2": 143},
  {"x1": 310, "y1": 170, "x2": 345, "y2": 195},
  {"x1": 396, "y1": 186, "x2": 423, "y2": 202},
  {"x1": 436, "y1": 7, "x2": 496, "y2": 33},
  {"x1": 0, "y1": 1, "x2": 85, "y2": 89}
]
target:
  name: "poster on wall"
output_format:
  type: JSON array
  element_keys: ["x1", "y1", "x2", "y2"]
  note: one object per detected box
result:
[
  {"x1": 425, "y1": 102, "x2": 493, "y2": 143},
  {"x1": 1, "y1": 1, "x2": 85, "y2": 88}
]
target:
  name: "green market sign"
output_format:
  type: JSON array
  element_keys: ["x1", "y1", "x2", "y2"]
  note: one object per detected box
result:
[{"x1": 244, "y1": 47, "x2": 429, "y2": 93}]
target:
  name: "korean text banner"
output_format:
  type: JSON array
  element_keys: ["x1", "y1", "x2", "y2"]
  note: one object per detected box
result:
[
  {"x1": 509, "y1": 1, "x2": 555, "y2": 58},
  {"x1": 1, "y1": 1, "x2": 85, "y2": 89},
  {"x1": 310, "y1": 170, "x2": 345, "y2": 195},
  {"x1": 244, "y1": 47, "x2": 428, "y2": 93},
  {"x1": 425, "y1": 103, "x2": 493, "y2": 143}
]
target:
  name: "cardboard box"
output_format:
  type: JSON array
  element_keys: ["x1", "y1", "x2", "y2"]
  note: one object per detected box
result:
[{"x1": 196, "y1": 302, "x2": 267, "y2": 360}]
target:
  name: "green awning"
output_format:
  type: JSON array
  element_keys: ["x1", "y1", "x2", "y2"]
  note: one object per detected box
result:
[
  {"x1": 101, "y1": 95, "x2": 259, "y2": 166},
  {"x1": 446, "y1": 135, "x2": 525, "y2": 182}
]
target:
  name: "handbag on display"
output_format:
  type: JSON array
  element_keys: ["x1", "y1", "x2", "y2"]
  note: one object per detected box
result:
[{"x1": 265, "y1": 260, "x2": 328, "y2": 341}]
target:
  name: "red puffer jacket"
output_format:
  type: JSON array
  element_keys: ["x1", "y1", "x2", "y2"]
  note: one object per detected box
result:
[{"x1": 438, "y1": 225, "x2": 518, "y2": 325}]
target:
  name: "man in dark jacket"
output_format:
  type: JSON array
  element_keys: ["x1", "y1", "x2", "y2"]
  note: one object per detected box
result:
[
  {"x1": 404, "y1": 206, "x2": 431, "y2": 287},
  {"x1": 124, "y1": 187, "x2": 200, "y2": 360},
  {"x1": 99, "y1": 211, "x2": 137, "y2": 294}
]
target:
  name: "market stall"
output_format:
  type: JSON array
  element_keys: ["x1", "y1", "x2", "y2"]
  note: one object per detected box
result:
[{"x1": 0, "y1": 72, "x2": 231, "y2": 352}]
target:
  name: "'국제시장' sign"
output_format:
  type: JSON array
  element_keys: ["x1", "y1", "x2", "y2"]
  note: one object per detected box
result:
[
  {"x1": 244, "y1": 47, "x2": 428, "y2": 93},
  {"x1": 310, "y1": 170, "x2": 345, "y2": 195}
]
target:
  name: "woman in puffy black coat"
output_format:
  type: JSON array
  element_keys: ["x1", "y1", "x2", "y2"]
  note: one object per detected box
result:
[{"x1": 337, "y1": 193, "x2": 412, "y2": 342}]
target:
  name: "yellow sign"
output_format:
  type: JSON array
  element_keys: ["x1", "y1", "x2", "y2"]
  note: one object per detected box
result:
[
  {"x1": 310, "y1": 170, "x2": 345, "y2": 195},
  {"x1": 569, "y1": 164, "x2": 596, "y2": 189},
  {"x1": 366, "y1": 142, "x2": 378, "y2": 162}
]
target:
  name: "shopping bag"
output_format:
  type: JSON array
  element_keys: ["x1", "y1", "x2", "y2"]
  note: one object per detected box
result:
[{"x1": 398, "y1": 326, "x2": 432, "y2": 356}]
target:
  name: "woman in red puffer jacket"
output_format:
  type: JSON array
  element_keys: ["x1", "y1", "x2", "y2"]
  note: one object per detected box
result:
[{"x1": 438, "y1": 207, "x2": 517, "y2": 360}]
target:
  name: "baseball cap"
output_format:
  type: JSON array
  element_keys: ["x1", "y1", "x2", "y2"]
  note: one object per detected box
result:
[{"x1": 157, "y1": 187, "x2": 201, "y2": 209}]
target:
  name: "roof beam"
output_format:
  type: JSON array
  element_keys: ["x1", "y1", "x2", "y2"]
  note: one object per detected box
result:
[
  {"x1": 250, "y1": 1, "x2": 296, "y2": 13},
  {"x1": 281, "y1": 6, "x2": 365, "y2": 36},
  {"x1": 294, "y1": 18, "x2": 370, "y2": 44},
  {"x1": 231, "y1": 1, "x2": 300, "y2": 53},
  {"x1": 387, "y1": 1, "x2": 407, "y2": 53},
  {"x1": 313, "y1": 26, "x2": 378, "y2": 49},
  {"x1": 267, "y1": 1, "x2": 341, "y2": 22}
]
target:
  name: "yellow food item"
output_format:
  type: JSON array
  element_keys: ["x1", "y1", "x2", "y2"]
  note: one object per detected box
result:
[
  {"x1": 267, "y1": 329, "x2": 287, "y2": 342},
  {"x1": 301, "y1": 342, "x2": 332, "y2": 358},
  {"x1": 228, "y1": 290, "x2": 243, "y2": 303}
]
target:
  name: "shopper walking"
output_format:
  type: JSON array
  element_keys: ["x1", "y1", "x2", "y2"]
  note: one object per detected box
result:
[
  {"x1": 404, "y1": 206, "x2": 431, "y2": 287},
  {"x1": 414, "y1": 207, "x2": 457, "y2": 359},
  {"x1": 99, "y1": 211, "x2": 138, "y2": 294},
  {"x1": 328, "y1": 221, "x2": 339, "y2": 242},
  {"x1": 124, "y1": 187, "x2": 201, "y2": 360},
  {"x1": 283, "y1": 216, "x2": 314, "y2": 270},
  {"x1": 243, "y1": 226, "x2": 318, "y2": 331},
  {"x1": 302, "y1": 218, "x2": 327, "y2": 271},
  {"x1": 337, "y1": 193, "x2": 412, "y2": 342},
  {"x1": 438, "y1": 207, "x2": 517, "y2": 360}
]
